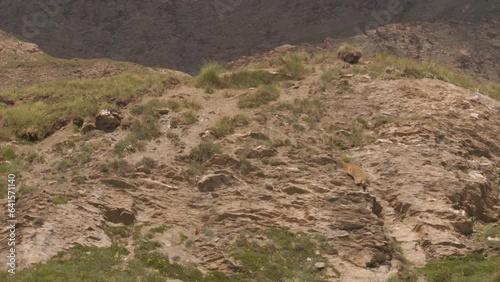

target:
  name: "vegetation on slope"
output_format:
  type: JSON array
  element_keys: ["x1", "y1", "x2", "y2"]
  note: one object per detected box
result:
[
  {"x1": 0, "y1": 72, "x2": 166, "y2": 141},
  {"x1": 0, "y1": 228, "x2": 334, "y2": 282}
]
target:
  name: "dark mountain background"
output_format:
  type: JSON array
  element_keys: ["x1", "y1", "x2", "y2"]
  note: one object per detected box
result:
[{"x1": 0, "y1": 0, "x2": 498, "y2": 73}]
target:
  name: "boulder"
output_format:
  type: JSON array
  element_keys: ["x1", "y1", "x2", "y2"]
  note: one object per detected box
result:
[
  {"x1": 81, "y1": 121, "x2": 96, "y2": 134},
  {"x1": 338, "y1": 49, "x2": 362, "y2": 64},
  {"x1": 95, "y1": 110, "x2": 122, "y2": 132}
]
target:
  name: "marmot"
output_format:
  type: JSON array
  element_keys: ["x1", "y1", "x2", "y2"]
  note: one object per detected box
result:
[{"x1": 337, "y1": 161, "x2": 368, "y2": 191}]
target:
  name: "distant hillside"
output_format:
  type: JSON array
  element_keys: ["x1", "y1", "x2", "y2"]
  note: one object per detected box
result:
[{"x1": 0, "y1": 0, "x2": 498, "y2": 73}]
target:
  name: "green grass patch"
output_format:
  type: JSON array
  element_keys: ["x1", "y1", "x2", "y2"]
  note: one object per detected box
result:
[
  {"x1": 0, "y1": 146, "x2": 16, "y2": 160},
  {"x1": 103, "y1": 226, "x2": 131, "y2": 240},
  {"x1": 115, "y1": 111, "x2": 162, "y2": 156},
  {"x1": 271, "y1": 51, "x2": 310, "y2": 80},
  {"x1": 195, "y1": 62, "x2": 226, "y2": 89},
  {"x1": 171, "y1": 110, "x2": 198, "y2": 127},
  {"x1": 51, "y1": 195, "x2": 69, "y2": 205},
  {"x1": 0, "y1": 245, "x2": 156, "y2": 282},
  {"x1": 224, "y1": 69, "x2": 277, "y2": 88},
  {"x1": 100, "y1": 159, "x2": 132, "y2": 176},
  {"x1": 0, "y1": 72, "x2": 165, "y2": 141},
  {"x1": 472, "y1": 222, "x2": 500, "y2": 248},
  {"x1": 150, "y1": 225, "x2": 170, "y2": 234},
  {"x1": 1, "y1": 228, "x2": 335, "y2": 282},
  {"x1": 190, "y1": 141, "x2": 222, "y2": 164},
  {"x1": 417, "y1": 253, "x2": 500, "y2": 282},
  {"x1": 210, "y1": 115, "x2": 249, "y2": 138},
  {"x1": 238, "y1": 84, "x2": 280, "y2": 108},
  {"x1": 229, "y1": 228, "x2": 334, "y2": 281},
  {"x1": 277, "y1": 98, "x2": 325, "y2": 128},
  {"x1": 165, "y1": 99, "x2": 202, "y2": 113},
  {"x1": 130, "y1": 99, "x2": 167, "y2": 116},
  {"x1": 319, "y1": 66, "x2": 343, "y2": 91}
]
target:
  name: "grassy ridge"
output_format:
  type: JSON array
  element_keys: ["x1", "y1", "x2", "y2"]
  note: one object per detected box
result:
[{"x1": 0, "y1": 72, "x2": 165, "y2": 140}]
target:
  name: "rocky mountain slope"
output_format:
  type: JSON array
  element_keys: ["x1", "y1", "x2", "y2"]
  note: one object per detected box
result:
[
  {"x1": 1, "y1": 0, "x2": 499, "y2": 73},
  {"x1": 0, "y1": 29, "x2": 499, "y2": 281}
]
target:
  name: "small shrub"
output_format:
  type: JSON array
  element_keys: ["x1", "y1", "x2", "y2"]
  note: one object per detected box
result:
[
  {"x1": 210, "y1": 115, "x2": 249, "y2": 138},
  {"x1": 0, "y1": 146, "x2": 16, "y2": 160},
  {"x1": 274, "y1": 52, "x2": 310, "y2": 79},
  {"x1": 195, "y1": 61, "x2": 226, "y2": 89},
  {"x1": 136, "y1": 157, "x2": 158, "y2": 170},
  {"x1": 183, "y1": 162, "x2": 207, "y2": 181},
  {"x1": 131, "y1": 99, "x2": 166, "y2": 116},
  {"x1": 130, "y1": 115, "x2": 161, "y2": 141},
  {"x1": 51, "y1": 195, "x2": 68, "y2": 205},
  {"x1": 106, "y1": 159, "x2": 132, "y2": 176},
  {"x1": 104, "y1": 226, "x2": 130, "y2": 239},
  {"x1": 190, "y1": 142, "x2": 222, "y2": 163},
  {"x1": 238, "y1": 84, "x2": 280, "y2": 108},
  {"x1": 355, "y1": 116, "x2": 369, "y2": 129},
  {"x1": 473, "y1": 222, "x2": 500, "y2": 248},
  {"x1": 172, "y1": 110, "x2": 198, "y2": 126},
  {"x1": 114, "y1": 135, "x2": 141, "y2": 155},
  {"x1": 238, "y1": 157, "x2": 254, "y2": 175},
  {"x1": 150, "y1": 225, "x2": 170, "y2": 234},
  {"x1": 179, "y1": 232, "x2": 189, "y2": 243},
  {"x1": 319, "y1": 66, "x2": 343, "y2": 91},
  {"x1": 339, "y1": 155, "x2": 351, "y2": 163},
  {"x1": 277, "y1": 98, "x2": 325, "y2": 128},
  {"x1": 33, "y1": 217, "x2": 44, "y2": 228}
]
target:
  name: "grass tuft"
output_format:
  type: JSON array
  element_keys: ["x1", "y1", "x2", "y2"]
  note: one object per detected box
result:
[
  {"x1": 190, "y1": 141, "x2": 222, "y2": 164},
  {"x1": 210, "y1": 115, "x2": 249, "y2": 138},
  {"x1": 238, "y1": 84, "x2": 280, "y2": 108},
  {"x1": 195, "y1": 61, "x2": 226, "y2": 89}
]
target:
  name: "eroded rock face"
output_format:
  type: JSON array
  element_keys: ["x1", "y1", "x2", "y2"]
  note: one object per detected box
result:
[{"x1": 197, "y1": 171, "x2": 235, "y2": 192}]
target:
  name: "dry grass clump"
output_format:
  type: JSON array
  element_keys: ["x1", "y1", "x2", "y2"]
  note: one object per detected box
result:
[{"x1": 238, "y1": 84, "x2": 280, "y2": 108}]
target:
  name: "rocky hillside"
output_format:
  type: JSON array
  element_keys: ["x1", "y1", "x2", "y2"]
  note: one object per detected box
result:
[
  {"x1": 0, "y1": 30, "x2": 499, "y2": 282},
  {"x1": 1, "y1": 0, "x2": 499, "y2": 73}
]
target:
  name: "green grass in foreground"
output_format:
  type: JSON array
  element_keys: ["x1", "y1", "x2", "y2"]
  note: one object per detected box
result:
[
  {"x1": 417, "y1": 253, "x2": 500, "y2": 282},
  {"x1": 0, "y1": 228, "x2": 334, "y2": 282}
]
